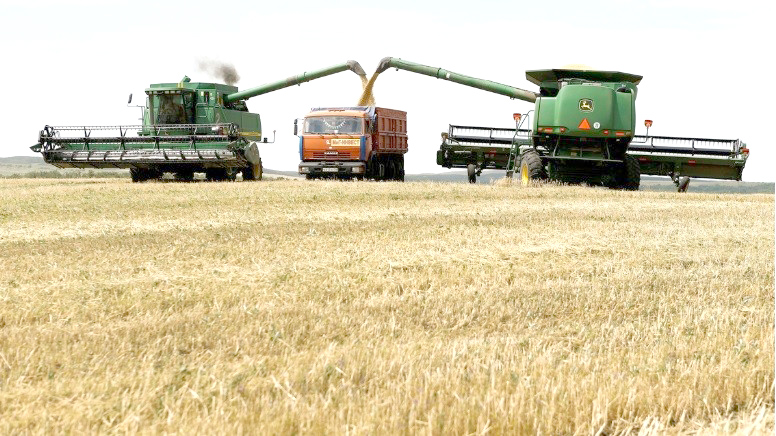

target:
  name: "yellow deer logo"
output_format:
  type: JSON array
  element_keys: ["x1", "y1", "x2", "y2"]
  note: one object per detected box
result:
[{"x1": 579, "y1": 99, "x2": 593, "y2": 112}]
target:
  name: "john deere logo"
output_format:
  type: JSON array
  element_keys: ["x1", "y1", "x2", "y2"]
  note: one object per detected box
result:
[{"x1": 579, "y1": 99, "x2": 594, "y2": 112}]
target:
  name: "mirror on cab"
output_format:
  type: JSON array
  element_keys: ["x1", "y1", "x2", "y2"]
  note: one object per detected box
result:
[
  {"x1": 127, "y1": 93, "x2": 133, "y2": 105},
  {"x1": 293, "y1": 119, "x2": 298, "y2": 136}
]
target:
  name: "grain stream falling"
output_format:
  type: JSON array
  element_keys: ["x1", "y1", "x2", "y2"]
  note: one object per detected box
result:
[{"x1": 358, "y1": 73, "x2": 378, "y2": 106}]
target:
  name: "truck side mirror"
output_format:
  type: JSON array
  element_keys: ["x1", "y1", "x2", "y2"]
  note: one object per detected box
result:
[
  {"x1": 293, "y1": 119, "x2": 298, "y2": 136},
  {"x1": 127, "y1": 93, "x2": 133, "y2": 105}
]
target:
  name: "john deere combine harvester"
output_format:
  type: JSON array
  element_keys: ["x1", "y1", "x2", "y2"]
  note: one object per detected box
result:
[
  {"x1": 375, "y1": 58, "x2": 749, "y2": 191},
  {"x1": 32, "y1": 61, "x2": 367, "y2": 182}
]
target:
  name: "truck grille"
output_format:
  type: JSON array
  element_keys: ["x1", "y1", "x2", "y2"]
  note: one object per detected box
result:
[{"x1": 312, "y1": 151, "x2": 356, "y2": 160}]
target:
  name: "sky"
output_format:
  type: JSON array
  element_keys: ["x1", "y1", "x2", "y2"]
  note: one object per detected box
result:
[{"x1": 2, "y1": 0, "x2": 773, "y2": 182}]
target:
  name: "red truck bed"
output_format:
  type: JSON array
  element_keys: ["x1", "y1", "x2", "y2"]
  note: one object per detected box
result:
[{"x1": 373, "y1": 107, "x2": 408, "y2": 154}]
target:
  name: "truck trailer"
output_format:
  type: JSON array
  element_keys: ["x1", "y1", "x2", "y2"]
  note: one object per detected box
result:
[{"x1": 296, "y1": 106, "x2": 408, "y2": 181}]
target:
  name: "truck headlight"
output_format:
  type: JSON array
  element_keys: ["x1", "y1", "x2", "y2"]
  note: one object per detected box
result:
[
  {"x1": 352, "y1": 167, "x2": 364, "y2": 173},
  {"x1": 299, "y1": 167, "x2": 309, "y2": 173}
]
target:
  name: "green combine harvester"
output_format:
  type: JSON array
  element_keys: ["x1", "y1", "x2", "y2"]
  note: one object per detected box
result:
[
  {"x1": 32, "y1": 61, "x2": 367, "y2": 182},
  {"x1": 376, "y1": 58, "x2": 749, "y2": 191}
]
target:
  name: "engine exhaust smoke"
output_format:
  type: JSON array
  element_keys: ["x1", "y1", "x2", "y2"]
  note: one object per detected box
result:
[{"x1": 197, "y1": 59, "x2": 240, "y2": 85}]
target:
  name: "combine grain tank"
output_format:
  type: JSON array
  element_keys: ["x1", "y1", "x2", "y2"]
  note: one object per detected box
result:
[
  {"x1": 296, "y1": 106, "x2": 408, "y2": 180},
  {"x1": 31, "y1": 61, "x2": 368, "y2": 182}
]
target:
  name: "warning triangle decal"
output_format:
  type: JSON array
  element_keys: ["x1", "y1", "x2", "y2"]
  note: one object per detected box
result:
[{"x1": 578, "y1": 118, "x2": 591, "y2": 130}]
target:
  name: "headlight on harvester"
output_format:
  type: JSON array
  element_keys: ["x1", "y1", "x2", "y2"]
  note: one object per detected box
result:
[
  {"x1": 300, "y1": 167, "x2": 309, "y2": 173},
  {"x1": 352, "y1": 167, "x2": 364, "y2": 174}
]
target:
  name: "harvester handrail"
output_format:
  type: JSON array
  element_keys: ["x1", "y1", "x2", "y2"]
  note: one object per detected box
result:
[{"x1": 42, "y1": 123, "x2": 237, "y2": 131}]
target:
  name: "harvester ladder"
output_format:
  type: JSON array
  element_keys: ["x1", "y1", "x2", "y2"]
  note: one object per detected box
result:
[{"x1": 506, "y1": 112, "x2": 531, "y2": 178}]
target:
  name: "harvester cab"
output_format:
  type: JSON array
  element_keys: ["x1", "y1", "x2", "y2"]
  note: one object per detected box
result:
[{"x1": 32, "y1": 60, "x2": 368, "y2": 182}]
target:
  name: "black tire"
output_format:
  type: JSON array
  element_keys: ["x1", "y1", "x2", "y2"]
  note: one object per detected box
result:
[
  {"x1": 519, "y1": 150, "x2": 545, "y2": 186},
  {"x1": 395, "y1": 159, "x2": 405, "y2": 182},
  {"x1": 305, "y1": 174, "x2": 316, "y2": 180},
  {"x1": 131, "y1": 167, "x2": 160, "y2": 182},
  {"x1": 467, "y1": 164, "x2": 477, "y2": 184},
  {"x1": 622, "y1": 155, "x2": 640, "y2": 191},
  {"x1": 386, "y1": 160, "x2": 397, "y2": 181},
  {"x1": 130, "y1": 168, "x2": 144, "y2": 183},
  {"x1": 677, "y1": 176, "x2": 690, "y2": 193},
  {"x1": 243, "y1": 160, "x2": 263, "y2": 181},
  {"x1": 206, "y1": 168, "x2": 227, "y2": 181},
  {"x1": 174, "y1": 170, "x2": 194, "y2": 182}
]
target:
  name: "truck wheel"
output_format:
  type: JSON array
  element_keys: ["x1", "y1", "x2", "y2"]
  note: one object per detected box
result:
[
  {"x1": 396, "y1": 160, "x2": 405, "y2": 182},
  {"x1": 386, "y1": 160, "x2": 397, "y2": 181},
  {"x1": 467, "y1": 164, "x2": 477, "y2": 184},
  {"x1": 243, "y1": 160, "x2": 263, "y2": 181},
  {"x1": 622, "y1": 155, "x2": 640, "y2": 191},
  {"x1": 519, "y1": 150, "x2": 545, "y2": 186}
]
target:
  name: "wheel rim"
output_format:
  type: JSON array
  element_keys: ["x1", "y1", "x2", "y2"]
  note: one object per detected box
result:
[{"x1": 521, "y1": 161, "x2": 529, "y2": 186}]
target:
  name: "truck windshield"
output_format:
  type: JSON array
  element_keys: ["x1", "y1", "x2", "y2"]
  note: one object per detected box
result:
[{"x1": 304, "y1": 116, "x2": 363, "y2": 134}]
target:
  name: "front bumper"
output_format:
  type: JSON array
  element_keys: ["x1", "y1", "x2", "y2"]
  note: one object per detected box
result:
[{"x1": 299, "y1": 161, "x2": 366, "y2": 176}]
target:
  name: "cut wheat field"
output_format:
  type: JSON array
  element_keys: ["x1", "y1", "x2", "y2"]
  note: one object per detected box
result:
[{"x1": 0, "y1": 178, "x2": 773, "y2": 434}]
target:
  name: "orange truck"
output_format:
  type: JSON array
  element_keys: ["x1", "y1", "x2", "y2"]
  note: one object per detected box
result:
[{"x1": 295, "y1": 106, "x2": 408, "y2": 180}]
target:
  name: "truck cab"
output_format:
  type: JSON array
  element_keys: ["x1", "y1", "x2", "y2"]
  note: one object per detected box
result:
[
  {"x1": 299, "y1": 108, "x2": 368, "y2": 170},
  {"x1": 297, "y1": 106, "x2": 408, "y2": 180}
]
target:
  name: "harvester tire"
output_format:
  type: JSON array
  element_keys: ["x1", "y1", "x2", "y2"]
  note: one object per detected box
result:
[
  {"x1": 174, "y1": 170, "x2": 195, "y2": 182},
  {"x1": 206, "y1": 168, "x2": 227, "y2": 182},
  {"x1": 519, "y1": 150, "x2": 545, "y2": 186},
  {"x1": 467, "y1": 164, "x2": 477, "y2": 184},
  {"x1": 130, "y1": 168, "x2": 144, "y2": 183},
  {"x1": 243, "y1": 160, "x2": 263, "y2": 181},
  {"x1": 622, "y1": 155, "x2": 640, "y2": 191},
  {"x1": 130, "y1": 168, "x2": 157, "y2": 183},
  {"x1": 677, "y1": 176, "x2": 690, "y2": 193}
]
